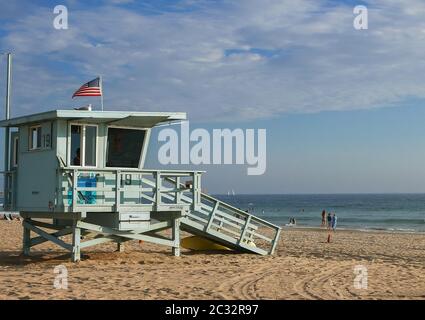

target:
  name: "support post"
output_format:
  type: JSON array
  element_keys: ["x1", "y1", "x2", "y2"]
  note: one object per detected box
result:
[
  {"x1": 206, "y1": 201, "x2": 219, "y2": 232},
  {"x1": 192, "y1": 172, "x2": 201, "y2": 211},
  {"x1": 175, "y1": 176, "x2": 181, "y2": 204},
  {"x1": 22, "y1": 218, "x2": 30, "y2": 256},
  {"x1": 238, "y1": 215, "x2": 252, "y2": 245},
  {"x1": 115, "y1": 170, "x2": 121, "y2": 212},
  {"x1": 155, "y1": 172, "x2": 161, "y2": 210},
  {"x1": 117, "y1": 242, "x2": 125, "y2": 252},
  {"x1": 71, "y1": 222, "x2": 81, "y2": 262},
  {"x1": 172, "y1": 217, "x2": 180, "y2": 257},
  {"x1": 269, "y1": 228, "x2": 281, "y2": 255},
  {"x1": 72, "y1": 169, "x2": 78, "y2": 210}
]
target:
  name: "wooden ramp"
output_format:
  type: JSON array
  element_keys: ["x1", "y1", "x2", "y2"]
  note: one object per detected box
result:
[
  {"x1": 182, "y1": 194, "x2": 281, "y2": 255},
  {"x1": 144, "y1": 177, "x2": 282, "y2": 255}
]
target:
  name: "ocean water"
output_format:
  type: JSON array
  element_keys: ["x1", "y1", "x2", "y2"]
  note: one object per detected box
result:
[
  {"x1": 213, "y1": 194, "x2": 425, "y2": 233},
  {"x1": 2, "y1": 194, "x2": 424, "y2": 233}
]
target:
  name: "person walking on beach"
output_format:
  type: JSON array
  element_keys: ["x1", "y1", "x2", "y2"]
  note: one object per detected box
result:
[
  {"x1": 331, "y1": 213, "x2": 338, "y2": 232},
  {"x1": 327, "y1": 212, "x2": 332, "y2": 230},
  {"x1": 321, "y1": 210, "x2": 326, "y2": 227}
]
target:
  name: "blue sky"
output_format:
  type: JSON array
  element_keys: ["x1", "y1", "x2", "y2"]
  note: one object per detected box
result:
[{"x1": 1, "y1": 0, "x2": 425, "y2": 193}]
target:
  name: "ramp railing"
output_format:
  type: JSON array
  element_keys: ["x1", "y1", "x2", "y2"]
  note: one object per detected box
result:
[{"x1": 143, "y1": 177, "x2": 281, "y2": 255}]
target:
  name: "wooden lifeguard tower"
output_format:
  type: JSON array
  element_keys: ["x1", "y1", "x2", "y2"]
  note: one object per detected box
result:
[{"x1": 0, "y1": 109, "x2": 281, "y2": 261}]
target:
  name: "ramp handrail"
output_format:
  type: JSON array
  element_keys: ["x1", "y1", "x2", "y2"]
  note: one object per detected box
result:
[{"x1": 162, "y1": 176, "x2": 281, "y2": 255}]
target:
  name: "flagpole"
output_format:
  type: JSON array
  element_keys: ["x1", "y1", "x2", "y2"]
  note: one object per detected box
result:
[
  {"x1": 99, "y1": 75, "x2": 104, "y2": 111},
  {"x1": 3, "y1": 53, "x2": 11, "y2": 208}
]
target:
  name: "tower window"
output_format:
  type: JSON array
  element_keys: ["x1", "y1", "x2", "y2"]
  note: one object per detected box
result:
[
  {"x1": 70, "y1": 124, "x2": 97, "y2": 167},
  {"x1": 106, "y1": 128, "x2": 146, "y2": 168},
  {"x1": 29, "y1": 125, "x2": 42, "y2": 150}
]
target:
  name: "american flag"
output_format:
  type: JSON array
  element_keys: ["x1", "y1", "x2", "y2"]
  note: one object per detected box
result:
[{"x1": 72, "y1": 77, "x2": 102, "y2": 98}]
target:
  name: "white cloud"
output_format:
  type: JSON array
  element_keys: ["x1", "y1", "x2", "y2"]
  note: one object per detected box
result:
[{"x1": 1, "y1": 0, "x2": 425, "y2": 121}]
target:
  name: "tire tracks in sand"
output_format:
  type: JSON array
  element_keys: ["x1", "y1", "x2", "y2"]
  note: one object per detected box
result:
[
  {"x1": 217, "y1": 264, "x2": 279, "y2": 300},
  {"x1": 292, "y1": 263, "x2": 353, "y2": 300}
]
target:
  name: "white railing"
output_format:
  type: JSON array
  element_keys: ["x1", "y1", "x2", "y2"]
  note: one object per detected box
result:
[
  {"x1": 58, "y1": 168, "x2": 204, "y2": 213},
  {"x1": 154, "y1": 177, "x2": 281, "y2": 255}
]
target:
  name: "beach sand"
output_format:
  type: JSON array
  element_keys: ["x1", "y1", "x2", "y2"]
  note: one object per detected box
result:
[{"x1": 0, "y1": 220, "x2": 424, "y2": 300}]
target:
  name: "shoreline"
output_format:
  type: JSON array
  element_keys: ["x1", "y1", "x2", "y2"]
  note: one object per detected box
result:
[
  {"x1": 1, "y1": 212, "x2": 422, "y2": 235},
  {"x1": 280, "y1": 225, "x2": 425, "y2": 235}
]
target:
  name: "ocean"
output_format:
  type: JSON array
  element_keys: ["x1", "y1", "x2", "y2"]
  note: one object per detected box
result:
[
  {"x1": 213, "y1": 194, "x2": 425, "y2": 233},
  {"x1": 2, "y1": 194, "x2": 424, "y2": 233}
]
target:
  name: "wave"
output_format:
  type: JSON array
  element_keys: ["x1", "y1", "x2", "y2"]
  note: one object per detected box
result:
[
  {"x1": 260, "y1": 215, "x2": 425, "y2": 224},
  {"x1": 357, "y1": 227, "x2": 419, "y2": 233}
]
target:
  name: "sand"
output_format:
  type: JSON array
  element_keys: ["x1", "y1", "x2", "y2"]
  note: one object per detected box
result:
[{"x1": 0, "y1": 220, "x2": 424, "y2": 300}]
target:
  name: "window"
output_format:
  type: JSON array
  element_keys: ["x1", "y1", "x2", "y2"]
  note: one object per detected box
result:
[
  {"x1": 106, "y1": 128, "x2": 146, "y2": 168},
  {"x1": 70, "y1": 124, "x2": 97, "y2": 167},
  {"x1": 70, "y1": 125, "x2": 82, "y2": 165},
  {"x1": 12, "y1": 136, "x2": 18, "y2": 167},
  {"x1": 29, "y1": 126, "x2": 42, "y2": 150}
]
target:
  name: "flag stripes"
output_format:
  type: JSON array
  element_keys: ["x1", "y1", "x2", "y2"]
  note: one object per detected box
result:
[{"x1": 72, "y1": 77, "x2": 102, "y2": 98}]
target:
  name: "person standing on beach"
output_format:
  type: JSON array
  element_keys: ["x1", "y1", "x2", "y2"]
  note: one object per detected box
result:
[
  {"x1": 331, "y1": 213, "x2": 338, "y2": 232},
  {"x1": 327, "y1": 212, "x2": 332, "y2": 230},
  {"x1": 321, "y1": 210, "x2": 326, "y2": 226}
]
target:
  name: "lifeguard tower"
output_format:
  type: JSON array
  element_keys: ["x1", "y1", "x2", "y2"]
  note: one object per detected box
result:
[{"x1": 0, "y1": 109, "x2": 281, "y2": 261}]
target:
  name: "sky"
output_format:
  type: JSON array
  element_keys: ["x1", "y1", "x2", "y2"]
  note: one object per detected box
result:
[{"x1": 1, "y1": 0, "x2": 425, "y2": 194}]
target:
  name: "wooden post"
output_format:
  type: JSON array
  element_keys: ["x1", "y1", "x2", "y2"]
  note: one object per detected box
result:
[
  {"x1": 192, "y1": 172, "x2": 201, "y2": 211},
  {"x1": 206, "y1": 201, "x2": 219, "y2": 232},
  {"x1": 175, "y1": 176, "x2": 181, "y2": 204},
  {"x1": 238, "y1": 215, "x2": 252, "y2": 245},
  {"x1": 72, "y1": 169, "x2": 78, "y2": 210},
  {"x1": 22, "y1": 218, "x2": 31, "y2": 256},
  {"x1": 155, "y1": 172, "x2": 161, "y2": 209},
  {"x1": 117, "y1": 242, "x2": 125, "y2": 252},
  {"x1": 71, "y1": 222, "x2": 81, "y2": 262},
  {"x1": 115, "y1": 170, "x2": 121, "y2": 212},
  {"x1": 269, "y1": 228, "x2": 281, "y2": 255},
  {"x1": 172, "y1": 217, "x2": 180, "y2": 257}
]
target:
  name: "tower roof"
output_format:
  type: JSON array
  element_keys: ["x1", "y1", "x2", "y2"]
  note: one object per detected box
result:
[{"x1": 0, "y1": 109, "x2": 187, "y2": 128}]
